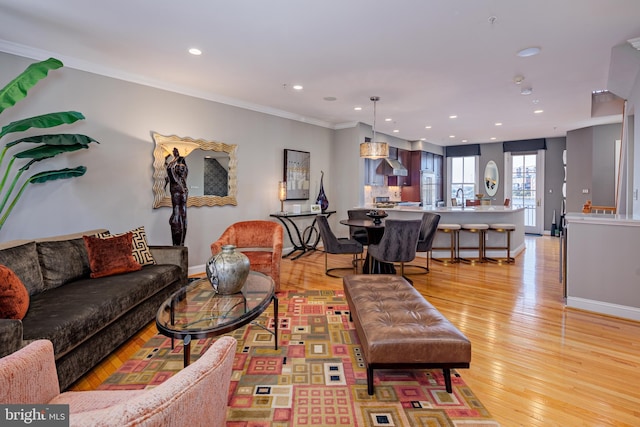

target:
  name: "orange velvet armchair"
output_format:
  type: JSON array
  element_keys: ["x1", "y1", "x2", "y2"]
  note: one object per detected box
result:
[{"x1": 211, "y1": 220, "x2": 284, "y2": 291}]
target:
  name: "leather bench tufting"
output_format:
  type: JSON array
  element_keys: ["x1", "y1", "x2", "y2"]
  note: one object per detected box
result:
[{"x1": 343, "y1": 274, "x2": 471, "y2": 395}]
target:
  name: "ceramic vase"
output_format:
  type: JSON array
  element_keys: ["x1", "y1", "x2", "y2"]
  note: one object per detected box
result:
[
  {"x1": 316, "y1": 170, "x2": 329, "y2": 212},
  {"x1": 206, "y1": 245, "x2": 250, "y2": 294}
]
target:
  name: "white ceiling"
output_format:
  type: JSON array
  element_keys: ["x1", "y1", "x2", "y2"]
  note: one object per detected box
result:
[{"x1": 1, "y1": 0, "x2": 639, "y2": 146}]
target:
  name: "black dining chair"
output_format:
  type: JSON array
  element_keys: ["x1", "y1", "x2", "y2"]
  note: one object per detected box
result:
[
  {"x1": 406, "y1": 212, "x2": 441, "y2": 274},
  {"x1": 367, "y1": 219, "x2": 422, "y2": 279},
  {"x1": 316, "y1": 215, "x2": 364, "y2": 277},
  {"x1": 347, "y1": 209, "x2": 370, "y2": 245}
]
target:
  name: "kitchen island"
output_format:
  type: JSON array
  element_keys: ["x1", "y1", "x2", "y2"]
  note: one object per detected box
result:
[{"x1": 358, "y1": 205, "x2": 526, "y2": 259}]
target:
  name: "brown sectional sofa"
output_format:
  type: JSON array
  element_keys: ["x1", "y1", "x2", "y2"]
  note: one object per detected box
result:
[{"x1": 0, "y1": 229, "x2": 188, "y2": 390}]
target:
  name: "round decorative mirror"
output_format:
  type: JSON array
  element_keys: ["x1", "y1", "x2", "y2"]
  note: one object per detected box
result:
[{"x1": 484, "y1": 160, "x2": 499, "y2": 197}]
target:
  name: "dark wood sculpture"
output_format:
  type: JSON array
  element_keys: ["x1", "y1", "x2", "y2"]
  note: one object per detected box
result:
[{"x1": 165, "y1": 147, "x2": 188, "y2": 246}]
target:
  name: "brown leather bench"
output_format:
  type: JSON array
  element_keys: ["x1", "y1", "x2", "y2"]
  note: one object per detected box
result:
[{"x1": 343, "y1": 274, "x2": 471, "y2": 395}]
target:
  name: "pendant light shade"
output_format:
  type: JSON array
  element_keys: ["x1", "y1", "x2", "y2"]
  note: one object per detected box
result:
[
  {"x1": 359, "y1": 96, "x2": 389, "y2": 159},
  {"x1": 359, "y1": 141, "x2": 389, "y2": 159}
]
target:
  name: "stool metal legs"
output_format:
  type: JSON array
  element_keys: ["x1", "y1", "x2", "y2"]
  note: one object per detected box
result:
[{"x1": 432, "y1": 228, "x2": 459, "y2": 265}]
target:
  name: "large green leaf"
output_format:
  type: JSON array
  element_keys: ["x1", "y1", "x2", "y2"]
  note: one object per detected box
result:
[
  {"x1": 15, "y1": 143, "x2": 88, "y2": 163},
  {"x1": 7, "y1": 134, "x2": 99, "y2": 148},
  {"x1": 0, "y1": 166, "x2": 87, "y2": 230},
  {"x1": 0, "y1": 111, "x2": 85, "y2": 139},
  {"x1": 0, "y1": 58, "x2": 63, "y2": 115},
  {"x1": 28, "y1": 166, "x2": 87, "y2": 184}
]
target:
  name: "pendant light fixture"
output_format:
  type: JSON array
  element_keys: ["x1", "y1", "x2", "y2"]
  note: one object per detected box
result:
[{"x1": 359, "y1": 96, "x2": 389, "y2": 159}]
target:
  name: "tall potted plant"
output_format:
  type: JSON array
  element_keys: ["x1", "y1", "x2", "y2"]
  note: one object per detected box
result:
[{"x1": 0, "y1": 57, "x2": 98, "y2": 231}]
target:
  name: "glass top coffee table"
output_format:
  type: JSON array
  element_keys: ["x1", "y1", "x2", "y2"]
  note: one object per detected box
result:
[{"x1": 156, "y1": 271, "x2": 277, "y2": 366}]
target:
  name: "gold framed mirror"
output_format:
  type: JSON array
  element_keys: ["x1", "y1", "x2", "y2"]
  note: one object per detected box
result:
[{"x1": 152, "y1": 132, "x2": 238, "y2": 208}]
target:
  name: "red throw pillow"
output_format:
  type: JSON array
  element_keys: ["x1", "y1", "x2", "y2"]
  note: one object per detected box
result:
[
  {"x1": 83, "y1": 232, "x2": 142, "y2": 278},
  {"x1": 0, "y1": 264, "x2": 29, "y2": 319}
]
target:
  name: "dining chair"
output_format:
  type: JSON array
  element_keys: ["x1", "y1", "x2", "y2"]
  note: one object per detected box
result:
[
  {"x1": 316, "y1": 215, "x2": 364, "y2": 277},
  {"x1": 366, "y1": 219, "x2": 422, "y2": 279},
  {"x1": 347, "y1": 209, "x2": 370, "y2": 245},
  {"x1": 405, "y1": 212, "x2": 441, "y2": 274}
]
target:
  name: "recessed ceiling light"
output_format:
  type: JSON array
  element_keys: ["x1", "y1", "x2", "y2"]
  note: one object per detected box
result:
[
  {"x1": 462, "y1": 139, "x2": 468, "y2": 143},
  {"x1": 385, "y1": 118, "x2": 392, "y2": 122},
  {"x1": 521, "y1": 87, "x2": 533, "y2": 96},
  {"x1": 188, "y1": 48, "x2": 202, "y2": 55},
  {"x1": 534, "y1": 109, "x2": 544, "y2": 114},
  {"x1": 425, "y1": 125, "x2": 432, "y2": 129},
  {"x1": 449, "y1": 115, "x2": 457, "y2": 119},
  {"x1": 449, "y1": 135, "x2": 455, "y2": 138},
  {"x1": 354, "y1": 106, "x2": 362, "y2": 111},
  {"x1": 292, "y1": 85, "x2": 303, "y2": 91},
  {"x1": 393, "y1": 129, "x2": 399, "y2": 133},
  {"x1": 495, "y1": 122, "x2": 503, "y2": 126},
  {"x1": 517, "y1": 46, "x2": 541, "y2": 57},
  {"x1": 420, "y1": 138, "x2": 426, "y2": 141},
  {"x1": 490, "y1": 137, "x2": 497, "y2": 140}
]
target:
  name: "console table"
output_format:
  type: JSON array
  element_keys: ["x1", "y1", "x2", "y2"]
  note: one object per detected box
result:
[{"x1": 270, "y1": 210, "x2": 336, "y2": 259}]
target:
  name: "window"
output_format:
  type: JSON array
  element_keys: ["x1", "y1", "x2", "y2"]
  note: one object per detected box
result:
[{"x1": 450, "y1": 156, "x2": 477, "y2": 205}]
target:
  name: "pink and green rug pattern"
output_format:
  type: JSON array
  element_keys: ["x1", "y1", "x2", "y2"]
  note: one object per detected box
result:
[{"x1": 99, "y1": 290, "x2": 499, "y2": 426}]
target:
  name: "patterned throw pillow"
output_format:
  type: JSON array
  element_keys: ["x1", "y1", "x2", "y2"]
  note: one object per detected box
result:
[
  {"x1": 96, "y1": 226, "x2": 155, "y2": 266},
  {"x1": 83, "y1": 232, "x2": 142, "y2": 278},
  {"x1": 0, "y1": 264, "x2": 30, "y2": 319}
]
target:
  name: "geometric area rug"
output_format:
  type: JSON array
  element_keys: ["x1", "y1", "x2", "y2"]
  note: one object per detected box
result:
[{"x1": 99, "y1": 290, "x2": 499, "y2": 426}]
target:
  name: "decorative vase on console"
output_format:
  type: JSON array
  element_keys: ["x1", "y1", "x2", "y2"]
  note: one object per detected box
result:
[
  {"x1": 316, "y1": 170, "x2": 329, "y2": 212},
  {"x1": 206, "y1": 245, "x2": 250, "y2": 294}
]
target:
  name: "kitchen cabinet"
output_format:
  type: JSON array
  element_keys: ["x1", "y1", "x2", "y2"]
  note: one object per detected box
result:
[{"x1": 401, "y1": 151, "x2": 444, "y2": 202}]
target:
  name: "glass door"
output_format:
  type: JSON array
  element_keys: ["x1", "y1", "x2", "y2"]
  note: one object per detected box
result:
[{"x1": 509, "y1": 151, "x2": 544, "y2": 234}]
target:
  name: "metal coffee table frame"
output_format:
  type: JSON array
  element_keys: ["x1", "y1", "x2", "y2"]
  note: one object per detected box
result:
[{"x1": 156, "y1": 271, "x2": 278, "y2": 366}]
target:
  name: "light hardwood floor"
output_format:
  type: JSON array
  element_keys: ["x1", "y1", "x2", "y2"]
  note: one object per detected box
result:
[{"x1": 70, "y1": 235, "x2": 640, "y2": 426}]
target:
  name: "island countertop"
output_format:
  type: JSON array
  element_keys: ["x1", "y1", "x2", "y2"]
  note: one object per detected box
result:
[{"x1": 355, "y1": 204, "x2": 526, "y2": 259}]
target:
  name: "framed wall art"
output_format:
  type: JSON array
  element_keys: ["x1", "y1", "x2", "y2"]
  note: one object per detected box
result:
[{"x1": 283, "y1": 149, "x2": 310, "y2": 200}]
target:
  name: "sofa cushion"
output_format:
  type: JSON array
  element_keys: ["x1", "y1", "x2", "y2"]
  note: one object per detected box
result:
[
  {"x1": 0, "y1": 242, "x2": 44, "y2": 295},
  {"x1": 21, "y1": 264, "x2": 183, "y2": 357},
  {"x1": 83, "y1": 233, "x2": 142, "y2": 278},
  {"x1": 37, "y1": 238, "x2": 92, "y2": 290},
  {"x1": 96, "y1": 226, "x2": 156, "y2": 266},
  {"x1": 0, "y1": 265, "x2": 29, "y2": 319}
]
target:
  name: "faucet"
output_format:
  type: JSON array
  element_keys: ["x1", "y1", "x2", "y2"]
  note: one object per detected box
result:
[{"x1": 455, "y1": 187, "x2": 465, "y2": 208}]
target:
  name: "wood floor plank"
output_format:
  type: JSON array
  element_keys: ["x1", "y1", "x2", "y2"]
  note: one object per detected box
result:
[{"x1": 68, "y1": 235, "x2": 640, "y2": 426}]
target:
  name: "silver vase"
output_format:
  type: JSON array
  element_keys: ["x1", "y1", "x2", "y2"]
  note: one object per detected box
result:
[{"x1": 206, "y1": 245, "x2": 250, "y2": 294}]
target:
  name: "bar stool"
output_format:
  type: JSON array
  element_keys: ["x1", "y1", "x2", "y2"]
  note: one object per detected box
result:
[
  {"x1": 485, "y1": 223, "x2": 516, "y2": 263},
  {"x1": 458, "y1": 223, "x2": 489, "y2": 264},
  {"x1": 432, "y1": 223, "x2": 460, "y2": 265}
]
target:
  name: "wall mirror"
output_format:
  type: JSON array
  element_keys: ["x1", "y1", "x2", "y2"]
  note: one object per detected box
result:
[
  {"x1": 152, "y1": 132, "x2": 238, "y2": 208},
  {"x1": 484, "y1": 160, "x2": 499, "y2": 197}
]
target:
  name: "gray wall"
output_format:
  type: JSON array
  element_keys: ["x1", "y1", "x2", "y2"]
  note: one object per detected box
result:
[
  {"x1": 544, "y1": 137, "x2": 567, "y2": 231},
  {"x1": 566, "y1": 123, "x2": 622, "y2": 213},
  {"x1": 0, "y1": 52, "x2": 334, "y2": 270}
]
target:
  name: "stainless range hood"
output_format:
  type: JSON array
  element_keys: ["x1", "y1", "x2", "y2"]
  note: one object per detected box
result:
[{"x1": 376, "y1": 158, "x2": 408, "y2": 176}]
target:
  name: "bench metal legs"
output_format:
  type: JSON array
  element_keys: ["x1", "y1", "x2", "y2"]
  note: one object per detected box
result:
[{"x1": 366, "y1": 364, "x2": 454, "y2": 395}]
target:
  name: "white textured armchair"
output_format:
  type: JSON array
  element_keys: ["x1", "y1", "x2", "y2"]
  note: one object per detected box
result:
[{"x1": 0, "y1": 337, "x2": 237, "y2": 427}]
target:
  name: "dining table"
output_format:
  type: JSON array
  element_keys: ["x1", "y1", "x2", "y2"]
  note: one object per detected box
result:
[{"x1": 339, "y1": 218, "x2": 396, "y2": 274}]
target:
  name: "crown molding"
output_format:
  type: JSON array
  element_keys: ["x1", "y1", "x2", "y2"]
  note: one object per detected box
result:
[{"x1": 0, "y1": 39, "x2": 335, "y2": 130}]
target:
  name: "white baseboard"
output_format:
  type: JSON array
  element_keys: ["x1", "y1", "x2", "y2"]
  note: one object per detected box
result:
[
  {"x1": 189, "y1": 265, "x2": 206, "y2": 276},
  {"x1": 566, "y1": 297, "x2": 640, "y2": 322}
]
